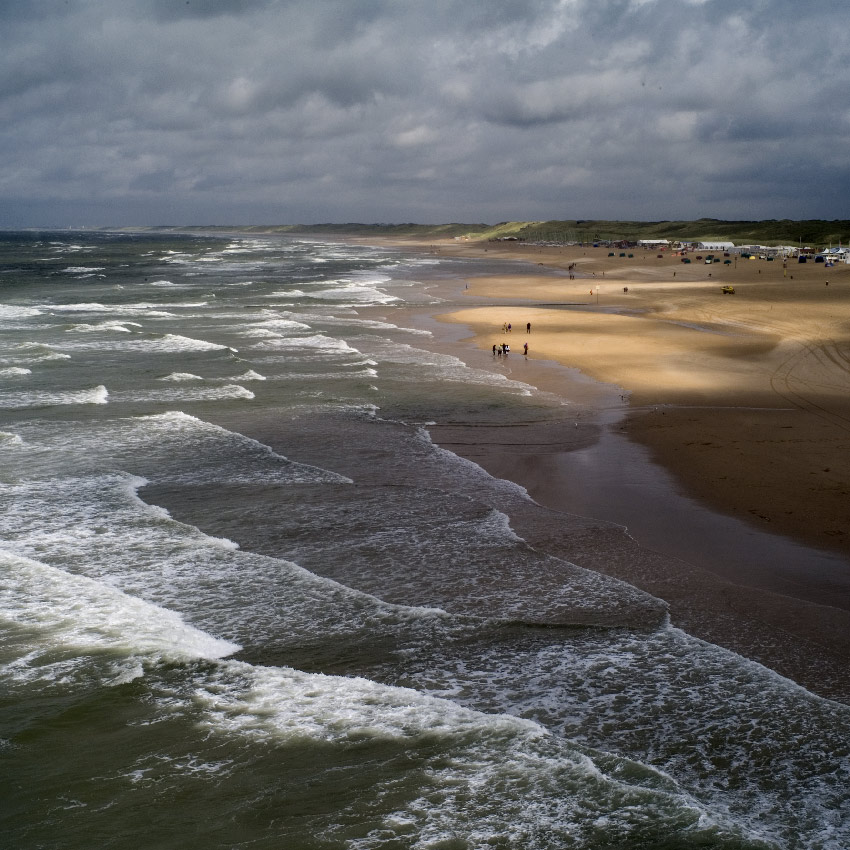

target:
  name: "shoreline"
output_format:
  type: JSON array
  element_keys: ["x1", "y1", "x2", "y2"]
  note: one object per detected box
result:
[{"x1": 367, "y1": 239, "x2": 850, "y2": 703}]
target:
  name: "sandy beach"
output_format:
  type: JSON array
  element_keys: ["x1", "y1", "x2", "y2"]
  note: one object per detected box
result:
[
  {"x1": 431, "y1": 238, "x2": 850, "y2": 557},
  {"x1": 368, "y1": 235, "x2": 850, "y2": 702}
]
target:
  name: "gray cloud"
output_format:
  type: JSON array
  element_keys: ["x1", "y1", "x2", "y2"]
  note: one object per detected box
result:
[{"x1": 2, "y1": 0, "x2": 849, "y2": 226}]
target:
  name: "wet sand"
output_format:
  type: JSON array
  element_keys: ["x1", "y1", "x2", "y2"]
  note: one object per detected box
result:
[{"x1": 370, "y1": 237, "x2": 850, "y2": 703}]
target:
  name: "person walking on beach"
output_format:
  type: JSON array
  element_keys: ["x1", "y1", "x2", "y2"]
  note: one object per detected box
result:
[
  {"x1": 523, "y1": 342, "x2": 528, "y2": 356},
  {"x1": 492, "y1": 344, "x2": 497, "y2": 355},
  {"x1": 507, "y1": 323, "x2": 512, "y2": 333},
  {"x1": 526, "y1": 322, "x2": 531, "y2": 333}
]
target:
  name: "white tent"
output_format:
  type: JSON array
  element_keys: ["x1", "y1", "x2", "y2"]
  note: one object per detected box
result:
[{"x1": 697, "y1": 241, "x2": 734, "y2": 251}]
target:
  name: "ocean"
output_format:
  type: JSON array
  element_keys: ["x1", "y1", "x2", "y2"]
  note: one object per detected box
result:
[{"x1": 1, "y1": 230, "x2": 847, "y2": 849}]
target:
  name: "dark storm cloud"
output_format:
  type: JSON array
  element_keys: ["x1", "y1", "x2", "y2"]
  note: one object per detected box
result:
[{"x1": 1, "y1": 0, "x2": 849, "y2": 226}]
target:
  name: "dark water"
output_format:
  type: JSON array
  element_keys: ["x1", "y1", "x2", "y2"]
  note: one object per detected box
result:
[{"x1": 1, "y1": 231, "x2": 847, "y2": 849}]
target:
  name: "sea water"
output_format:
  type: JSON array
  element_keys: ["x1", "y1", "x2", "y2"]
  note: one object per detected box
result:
[{"x1": 0, "y1": 230, "x2": 847, "y2": 849}]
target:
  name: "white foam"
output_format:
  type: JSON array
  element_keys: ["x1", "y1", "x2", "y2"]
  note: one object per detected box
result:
[
  {"x1": 57, "y1": 334, "x2": 229, "y2": 353},
  {"x1": 45, "y1": 302, "x2": 202, "y2": 314},
  {"x1": 0, "y1": 550, "x2": 239, "y2": 680},
  {"x1": 0, "y1": 385, "x2": 108, "y2": 409},
  {"x1": 320, "y1": 316, "x2": 432, "y2": 335},
  {"x1": 251, "y1": 317, "x2": 312, "y2": 332},
  {"x1": 311, "y1": 284, "x2": 400, "y2": 305},
  {"x1": 112, "y1": 385, "x2": 254, "y2": 403},
  {"x1": 158, "y1": 372, "x2": 205, "y2": 382},
  {"x1": 240, "y1": 328, "x2": 282, "y2": 338},
  {"x1": 49, "y1": 302, "x2": 111, "y2": 312},
  {"x1": 226, "y1": 370, "x2": 266, "y2": 382},
  {"x1": 195, "y1": 659, "x2": 541, "y2": 744},
  {"x1": 0, "y1": 367, "x2": 31, "y2": 377},
  {"x1": 0, "y1": 343, "x2": 72, "y2": 365},
  {"x1": 0, "y1": 351, "x2": 71, "y2": 364},
  {"x1": 60, "y1": 266, "x2": 105, "y2": 273},
  {"x1": 49, "y1": 243, "x2": 95, "y2": 252},
  {"x1": 265, "y1": 276, "x2": 400, "y2": 306},
  {"x1": 66, "y1": 320, "x2": 141, "y2": 333},
  {"x1": 250, "y1": 334, "x2": 356, "y2": 353},
  {"x1": 218, "y1": 243, "x2": 279, "y2": 257},
  {"x1": 0, "y1": 304, "x2": 42, "y2": 319},
  {"x1": 0, "y1": 430, "x2": 24, "y2": 446},
  {"x1": 270, "y1": 369, "x2": 379, "y2": 381}
]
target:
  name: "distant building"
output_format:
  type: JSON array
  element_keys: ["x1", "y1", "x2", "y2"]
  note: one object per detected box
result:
[
  {"x1": 739, "y1": 245, "x2": 790, "y2": 258},
  {"x1": 696, "y1": 241, "x2": 735, "y2": 252},
  {"x1": 637, "y1": 239, "x2": 670, "y2": 247}
]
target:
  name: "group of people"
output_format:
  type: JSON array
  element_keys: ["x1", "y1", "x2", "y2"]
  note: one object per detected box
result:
[{"x1": 494, "y1": 320, "x2": 531, "y2": 356}]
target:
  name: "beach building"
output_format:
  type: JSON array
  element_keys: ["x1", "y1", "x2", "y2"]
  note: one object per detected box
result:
[
  {"x1": 737, "y1": 244, "x2": 789, "y2": 258},
  {"x1": 775, "y1": 245, "x2": 799, "y2": 258},
  {"x1": 638, "y1": 239, "x2": 670, "y2": 248},
  {"x1": 697, "y1": 241, "x2": 735, "y2": 252}
]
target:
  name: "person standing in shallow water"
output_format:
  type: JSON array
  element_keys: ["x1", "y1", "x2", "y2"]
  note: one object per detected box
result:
[{"x1": 523, "y1": 342, "x2": 528, "y2": 356}]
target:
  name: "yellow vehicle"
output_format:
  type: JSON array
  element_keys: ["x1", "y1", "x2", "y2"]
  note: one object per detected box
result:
[{"x1": 721, "y1": 285, "x2": 735, "y2": 294}]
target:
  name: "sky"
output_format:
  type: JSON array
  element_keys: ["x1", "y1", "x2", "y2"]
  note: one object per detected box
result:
[{"x1": 2, "y1": 0, "x2": 850, "y2": 227}]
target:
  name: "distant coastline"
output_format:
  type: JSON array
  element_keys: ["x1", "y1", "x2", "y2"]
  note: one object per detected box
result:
[{"x1": 93, "y1": 217, "x2": 850, "y2": 250}]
